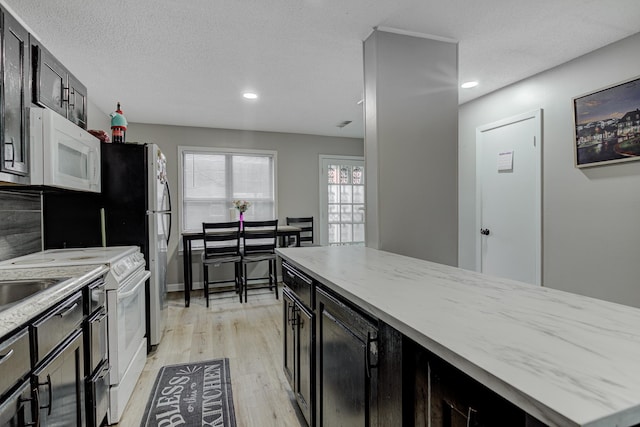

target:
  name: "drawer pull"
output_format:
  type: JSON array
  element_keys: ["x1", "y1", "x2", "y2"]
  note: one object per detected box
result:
[
  {"x1": 92, "y1": 311, "x2": 107, "y2": 323},
  {"x1": 0, "y1": 348, "x2": 14, "y2": 364},
  {"x1": 98, "y1": 364, "x2": 110, "y2": 380},
  {"x1": 57, "y1": 302, "x2": 79, "y2": 317}
]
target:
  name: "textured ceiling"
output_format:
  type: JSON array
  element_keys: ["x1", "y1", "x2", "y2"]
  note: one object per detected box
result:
[{"x1": 3, "y1": 0, "x2": 640, "y2": 139}]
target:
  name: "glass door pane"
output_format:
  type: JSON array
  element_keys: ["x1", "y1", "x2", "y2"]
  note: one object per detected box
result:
[{"x1": 320, "y1": 157, "x2": 365, "y2": 246}]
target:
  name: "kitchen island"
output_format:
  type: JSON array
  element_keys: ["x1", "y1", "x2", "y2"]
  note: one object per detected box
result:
[{"x1": 276, "y1": 246, "x2": 640, "y2": 427}]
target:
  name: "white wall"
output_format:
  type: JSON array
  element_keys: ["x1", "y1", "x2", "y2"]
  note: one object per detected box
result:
[
  {"x1": 459, "y1": 32, "x2": 640, "y2": 307},
  {"x1": 126, "y1": 123, "x2": 363, "y2": 287}
]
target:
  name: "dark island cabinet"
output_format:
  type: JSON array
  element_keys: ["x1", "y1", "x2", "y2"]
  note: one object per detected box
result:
[
  {"x1": 404, "y1": 338, "x2": 548, "y2": 427},
  {"x1": 316, "y1": 287, "x2": 379, "y2": 427},
  {"x1": 280, "y1": 256, "x2": 553, "y2": 427},
  {"x1": 282, "y1": 260, "x2": 402, "y2": 427},
  {"x1": 282, "y1": 261, "x2": 315, "y2": 426},
  {"x1": 283, "y1": 289, "x2": 314, "y2": 425},
  {"x1": 0, "y1": 8, "x2": 30, "y2": 179}
]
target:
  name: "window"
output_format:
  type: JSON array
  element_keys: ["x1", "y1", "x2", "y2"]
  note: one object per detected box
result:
[
  {"x1": 319, "y1": 155, "x2": 365, "y2": 246},
  {"x1": 178, "y1": 146, "x2": 276, "y2": 233}
]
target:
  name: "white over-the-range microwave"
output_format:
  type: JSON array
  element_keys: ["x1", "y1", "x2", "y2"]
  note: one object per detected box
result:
[{"x1": 30, "y1": 107, "x2": 101, "y2": 193}]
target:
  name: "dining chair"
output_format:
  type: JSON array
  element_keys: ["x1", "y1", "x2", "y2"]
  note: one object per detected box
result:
[
  {"x1": 201, "y1": 221, "x2": 242, "y2": 306},
  {"x1": 241, "y1": 219, "x2": 279, "y2": 303},
  {"x1": 286, "y1": 216, "x2": 314, "y2": 246}
]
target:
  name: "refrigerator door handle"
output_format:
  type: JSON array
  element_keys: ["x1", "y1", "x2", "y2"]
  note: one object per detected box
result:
[
  {"x1": 166, "y1": 213, "x2": 172, "y2": 245},
  {"x1": 165, "y1": 180, "x2": 172, "y2": 212}
]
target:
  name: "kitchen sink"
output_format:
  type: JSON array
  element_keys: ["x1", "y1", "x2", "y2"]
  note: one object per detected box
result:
[{"x1": 0, "y1": 278, "x2": 69, "y2": 312}]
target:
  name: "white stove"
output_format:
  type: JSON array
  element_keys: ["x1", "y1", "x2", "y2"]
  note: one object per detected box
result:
[
  {"x1": 0, "y1": 246, "x2": 149, "y2": 424},
  {"x1": 0, "y1": 247, "x2": 144, "y2": 287}
]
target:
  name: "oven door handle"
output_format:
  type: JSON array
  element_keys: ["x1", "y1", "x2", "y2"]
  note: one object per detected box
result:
[{"x1": 117, "y1": 271, "x2": 150, "y2": 299}]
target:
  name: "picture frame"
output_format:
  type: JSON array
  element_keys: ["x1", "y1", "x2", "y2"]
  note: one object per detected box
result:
[{"x1": 573, "y1": 75, "x2": 640, "y2": 168}]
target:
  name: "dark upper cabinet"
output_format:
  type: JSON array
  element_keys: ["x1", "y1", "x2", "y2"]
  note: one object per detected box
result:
[
  {"x1": 68, "y1": 72, "x2": 87, "y2": 129},
  {"x1": 32, "y1": 42, "x2": 65, "y2": 117},
  {"x1": 32, "y1": 41, "x2": 88, "y2": 129},
  {"x1": 1, "y1": 8, "x2": 30, "y2": 178}
]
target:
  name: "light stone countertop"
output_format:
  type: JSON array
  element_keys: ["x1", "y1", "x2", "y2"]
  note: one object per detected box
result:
[
  {"x1": 0, "y1": 264, "x2": 109, "y2": 338},
  {"x1": 276, "y1": 246, "x2": 640, "y2": 427}
]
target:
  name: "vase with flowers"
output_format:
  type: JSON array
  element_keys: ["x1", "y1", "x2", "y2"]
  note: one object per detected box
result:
[{"x1": 232, "y1": 200, "x2": 251, "y2": 229}]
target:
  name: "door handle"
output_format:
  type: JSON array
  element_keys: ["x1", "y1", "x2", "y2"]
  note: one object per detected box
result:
[{"x1": 480, "y1": 228, "x2": 490, "y2": 236}]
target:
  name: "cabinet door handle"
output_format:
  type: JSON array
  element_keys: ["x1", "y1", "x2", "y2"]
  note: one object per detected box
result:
[
  {"x1": 467, "y1": 407, "x2": 478, "y2": 427},
  {"x1": 57, "y1": 302, "x2": 78, "y2": 317},
  {"x1": 68, "y1": 88, "x2": 75, "y2": 108},
  {"x1": 365, "y1": 332, "x2": 378, "y2": 379},
  {"x1": 290, "y1": 305, "x2": 300, "y2": 327},
  {"x1": 39, "y1": 374, "x2": 53, "y2": 415},
  {"x1": 25, "y1": 386, "x2": 40, "y2": 427},
  {"x1": 0, "y1": 348, "x2": 14, "y2": 365},
  {"x1": 287, "y1": 304, "x2": 294, "y2": 325},
  {"x1": 4, "y1": 137, "x2": 15, "y2": 167}
]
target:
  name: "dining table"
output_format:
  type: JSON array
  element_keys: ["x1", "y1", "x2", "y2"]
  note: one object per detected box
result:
[{"x1": 181, "y1": 225, "x2": 302, "y2": 307}]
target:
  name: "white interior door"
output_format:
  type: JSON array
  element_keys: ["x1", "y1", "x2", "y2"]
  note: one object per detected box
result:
[
  {"x1": 476, "y1": 110, "x2": 542, "y2": 285},
  {"x1": 319, "y1": 156, "x2": 365, "y2": 246}
]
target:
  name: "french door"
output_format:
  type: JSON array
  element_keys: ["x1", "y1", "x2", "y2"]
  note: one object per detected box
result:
[{"x1": 319, "y1": 156, "x2": 365, "y2": 246}]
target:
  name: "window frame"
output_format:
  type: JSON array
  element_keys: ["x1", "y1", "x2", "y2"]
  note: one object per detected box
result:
[{"x1": 178, "y1": 145, "x2": 278, "y2": 236}]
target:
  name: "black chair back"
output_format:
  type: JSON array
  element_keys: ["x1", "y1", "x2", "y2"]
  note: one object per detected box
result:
[
  {"x1": 242, "y1": 220, "x2": 278, "y2": 255},
  {"x1": 202, "y1": 221, "x2": 241, "y2": 259},
  {"x1": 286, "y1": 216, "x2": 314, "y2": 245}
]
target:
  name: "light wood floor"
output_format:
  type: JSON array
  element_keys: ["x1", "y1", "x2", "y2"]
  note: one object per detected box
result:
[{"x1": 115, "y1": 287, "x2": 306, "y2": 427}]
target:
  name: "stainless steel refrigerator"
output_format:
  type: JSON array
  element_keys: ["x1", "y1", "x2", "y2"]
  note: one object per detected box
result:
[
  {"x1": 101, "y1": 143, "x2": 171, "y2": 349},
  {"x1": 43, "y1": 142, "x2": 171, "y2": 350}
]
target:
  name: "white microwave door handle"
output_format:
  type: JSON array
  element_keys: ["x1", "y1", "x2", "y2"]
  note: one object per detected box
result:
[{"x1": 89, "y1": 148, "x2": 98, "y2": 183}]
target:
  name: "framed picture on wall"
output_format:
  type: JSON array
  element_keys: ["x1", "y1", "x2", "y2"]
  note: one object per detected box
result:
[{"x1": 573, "y1": 75, "x2": 640, "y2": 168}]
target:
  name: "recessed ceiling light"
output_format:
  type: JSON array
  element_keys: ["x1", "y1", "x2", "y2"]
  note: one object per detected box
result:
[
  {"x1": 243, "y1": 92, "x2": 258, "y2": 99},
  {"x1": 461, "y1": 81, "x2": 479, "y2": 89}
]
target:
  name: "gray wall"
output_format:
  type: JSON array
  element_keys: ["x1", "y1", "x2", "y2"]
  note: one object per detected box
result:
[
  {"x1": 87, "y1": 99, "x2": 110, "y2": 131},
  {"x1": 0, "y1": 191, "x2": 41, "y2": 262},
  {"x1": 364, "y1": 30, "x2": 458, "y2": 265},
  {"x1": 126, "y1": 123, "x2": 363, "y2": 288},
  {"x1": 459, "y1": 32, "x2": 640, "y2": 307}
]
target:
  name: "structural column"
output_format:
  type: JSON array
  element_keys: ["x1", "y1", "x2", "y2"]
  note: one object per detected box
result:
[{"x1": 363, "y1": 29, "x2": 458, "y2": 265}]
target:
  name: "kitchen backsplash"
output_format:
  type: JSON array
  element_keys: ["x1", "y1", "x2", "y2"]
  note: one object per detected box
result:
[{"x1": 0, "y1": 191, "x2": 41, "y2": 261}]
